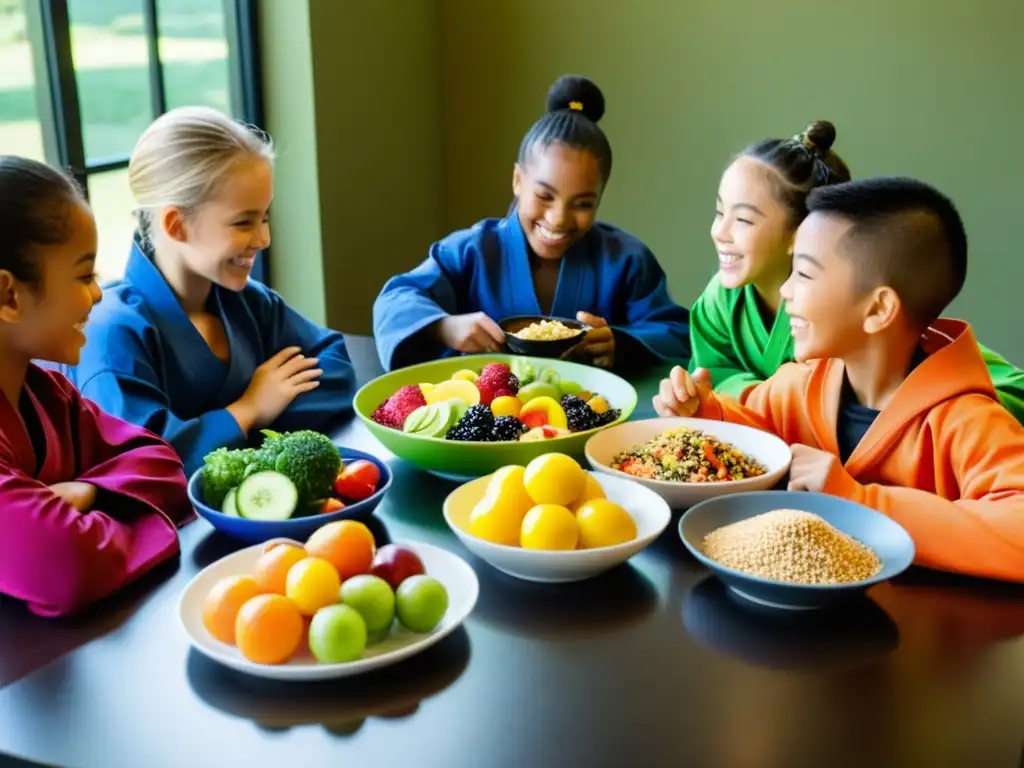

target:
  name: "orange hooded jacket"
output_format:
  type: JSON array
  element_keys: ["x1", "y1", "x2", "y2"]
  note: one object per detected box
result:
[{"x1": 695, "y1": 319, "x2": 1024, "y2": 582}]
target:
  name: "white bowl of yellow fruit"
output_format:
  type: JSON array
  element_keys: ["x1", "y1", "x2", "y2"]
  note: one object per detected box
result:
[{"x1": 442, "y1": 453, "x2": 672, "y2": 583}]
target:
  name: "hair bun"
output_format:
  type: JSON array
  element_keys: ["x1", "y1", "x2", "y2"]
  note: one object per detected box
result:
[
  {"x1": 545, "y1": 75, "x2": 605, "y2": 123},
  {"x1": 799, "y1": 120, "x2": 837, "y2": 155}
]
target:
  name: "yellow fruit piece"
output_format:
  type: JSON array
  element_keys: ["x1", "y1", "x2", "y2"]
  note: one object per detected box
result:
[
  {"x1": 577, "y1": 390, "x2": 593, "y2": 402},
  {"x1": 451, "y1": 369, "x2": 479, "y2": 383},
  {"x1": 285, "y1": 557, "x2": 341, "y2": 616},
  {"x1": 576, "y1": 499, "x2": 637, "y2": 549},
  {"x1": 523, "y1": 453, "x2": 585, "y2": 506},
  {"x1": 519, "y1": 396, "x2": 568, "y2": 430},
  {"x1": 418, "y1": 382, "x2": 435, "y2": 398},
  {"x1": 586, "y1": 396, "x2": 610, "y2": 415},
  {"x1": 491, "y1": 395, "x2": 523, "y2": 418},
  {"x1": 469, "y1": 466, "x2": 534, "y2": 545},
  {"x1": 426, "y1": 378, "x2": 481, "y2": 406},
  {"x1": 521, "y1": 504, "x2": 579, "y2": 550},
  {"x1": 569, "y1": 473, "x2": 606, "y2": 512}
]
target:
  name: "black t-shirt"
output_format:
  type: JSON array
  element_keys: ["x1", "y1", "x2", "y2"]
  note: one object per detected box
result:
[{"x1": 836, "y1": 348, "x2": 928, "y2": 464}]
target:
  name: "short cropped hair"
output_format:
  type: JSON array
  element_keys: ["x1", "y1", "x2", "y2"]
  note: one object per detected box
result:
[{"x1": 806, "y1": 176, "x2": 967, "y2": 328}]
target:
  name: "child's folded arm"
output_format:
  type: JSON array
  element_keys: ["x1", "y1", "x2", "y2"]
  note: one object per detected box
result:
[
  {"x1": 821, "y1": 398, "x2": 1024, "y2": 583},
  {"x1": 77, "y1": 368, "x2": 246, "y2": 478},
  {"x1": 70, "y1": 391, "x2": 195, "y2": 527},
  {"x1": 0, "y1": 470, "x2": 181, "y2": 617},
  {"x1": 257, "y1": 288, "x2": 357, "y2": 431}
]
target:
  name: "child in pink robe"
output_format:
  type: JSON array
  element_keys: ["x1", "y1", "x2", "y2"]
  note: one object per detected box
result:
[{"x1": 0, "y1": 156, "x2": 192, "y2": 617}]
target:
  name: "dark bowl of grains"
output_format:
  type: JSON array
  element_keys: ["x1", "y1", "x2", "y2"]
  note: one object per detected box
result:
[{"x1": 679, "y1": 490, "x2": 915, "y2": 611}]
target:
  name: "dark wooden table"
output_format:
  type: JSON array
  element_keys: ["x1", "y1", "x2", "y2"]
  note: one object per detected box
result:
[{"x1": 3, "y1": 338, "x2": 1024, "y2": 768}]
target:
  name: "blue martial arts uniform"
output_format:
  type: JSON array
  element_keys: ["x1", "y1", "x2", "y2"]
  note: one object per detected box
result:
[
  {"x1": 373, "y1": 214, "x2": 691, "y2": 371},
  {"x1": 64, "y1": 240, "x2": 356, "y2": 475}
]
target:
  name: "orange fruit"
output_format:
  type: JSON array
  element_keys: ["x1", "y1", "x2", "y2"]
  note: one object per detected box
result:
[
  {"x1": 305, "y1": 520, "x2": 376, "y2": 579},
  {"x1": 235, "y1": 594, "x2": 304, "y2": 665},
  {"x1": 285, "y1": 556, "x2": 342, "y2": 615},
  {"x1": 253, "y1": 543, "x2": 307, "y2": 595},
  {"x1": 202, "y1": 575, "x2": 261, "y2": 644}
]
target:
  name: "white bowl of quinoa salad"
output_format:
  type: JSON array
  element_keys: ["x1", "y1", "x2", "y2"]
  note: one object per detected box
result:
[{"x1": 584, "y1": 418, "x2": 792, "y2": 508}]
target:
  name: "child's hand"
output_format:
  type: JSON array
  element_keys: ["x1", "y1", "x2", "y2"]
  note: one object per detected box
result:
[
  {"x1": 576, "y1": 312, "x2": 614, "y2": 368},
  {"x1": 230, "y1": 347, "x2": 323, "y2": 431},
  {"x1": 787, "y1": 444, "x2": 838, "y2": 493},
  {"x1": 652, "y1": 366, "x2": 711, "y2": 417},
  {"x1": 50, "y1": 481, "x2": 97, "y2": 512},
  {"x1": 437, "y1": 313, "x2": 505, "y2": 354}
]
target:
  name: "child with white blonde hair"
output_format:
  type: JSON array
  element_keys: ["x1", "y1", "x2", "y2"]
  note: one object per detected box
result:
[{"x1": 66, "y1": 107, "x2": 355, "y2": 474}]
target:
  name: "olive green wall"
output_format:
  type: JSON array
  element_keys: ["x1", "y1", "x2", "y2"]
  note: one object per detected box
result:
[
  {"x1": 259, "y1": 0, "x2": 443, "y2": 333},
  {"x1": 264, "y1": 0, "x2": 1024, "y2": 360}
]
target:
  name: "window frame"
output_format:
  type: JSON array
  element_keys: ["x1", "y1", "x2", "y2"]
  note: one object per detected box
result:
[{"x1": 22, "y1": 0, "x2": 269, "y2": 284}]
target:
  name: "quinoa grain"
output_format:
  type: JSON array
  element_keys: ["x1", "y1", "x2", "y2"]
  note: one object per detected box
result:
[{"x1": 702, "y1": 509, "x2": 882, "y2": 585}]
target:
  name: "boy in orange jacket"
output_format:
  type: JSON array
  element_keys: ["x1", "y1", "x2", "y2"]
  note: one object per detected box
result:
[{"x1": 654, "y1": 176, "x2": 1024, "y2": 582}]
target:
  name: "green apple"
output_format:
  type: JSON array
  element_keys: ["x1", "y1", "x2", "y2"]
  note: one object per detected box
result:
[
  {"x1": 559, "y1": 380, "x2": 582, "y2": 397},
  {"x1": 396, "y1": 575, "x2": 449, "y2": 633},
  {"x1": 308, "y1": 604, "x2": 367, "y2": 663},
  {"x1": 340, "y1": 574, "x2": 396, "y2": 632},
  {"x1": 517, "y1": 381, "x2": 561, "y2": 404}
]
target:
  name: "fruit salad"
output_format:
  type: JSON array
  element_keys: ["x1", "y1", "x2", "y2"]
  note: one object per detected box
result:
[
  {"x1": 201, "y1": 520, "x2": 449, "y2": 666},
  {"x1": 467, "y1": 453, "x2": 638, "y2": 550},
  {"x1": 370, "y1": 361, "x2": 622, "y2": 443}
]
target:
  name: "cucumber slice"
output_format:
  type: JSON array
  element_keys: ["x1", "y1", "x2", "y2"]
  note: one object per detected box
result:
[
  {"x1": 221, "y1": 487, "x2": 239, "y2": 517},
  {"x1": 236, "y1": 471, "x2": 299, "y2": 521}
]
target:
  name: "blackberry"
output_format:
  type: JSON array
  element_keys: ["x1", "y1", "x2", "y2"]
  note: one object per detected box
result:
[
  {"x1": 461, "y1": 404, "x2": 494, "y2": 428},
  {"x1": 596, "y1": 408, "x2": 621, "y2": 427},
  {"x1": 446, "y1": 404, "x2": 495, "y2": 442},
  {"x1": 491, "y1": 416, "x2": 527, "y2": 442},
  {"x1": 562, "y1": 395, "x2": 600, "y2": 432}
]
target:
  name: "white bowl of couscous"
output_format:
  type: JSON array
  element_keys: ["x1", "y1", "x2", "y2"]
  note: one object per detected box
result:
[{"x1": 584, "y1": 417, "x2": 792, "y2": 509}]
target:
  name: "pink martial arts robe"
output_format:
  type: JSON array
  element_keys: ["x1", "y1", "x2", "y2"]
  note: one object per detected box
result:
[{"x1": 0, "y1": 365, "x2": 193, "y2": 617}]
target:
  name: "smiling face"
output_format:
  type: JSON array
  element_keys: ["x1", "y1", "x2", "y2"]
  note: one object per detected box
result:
[
  {"x1": 780, "y1": 212, "x2": 877, "y2": 362},
  {"x1": 0, "y1": 202, "x2": 102, "y2": 365},
  {"x1": 712, "y1": 157, "x2": 797, "y2": 291},
  {"x1": 512, "y1": 142, "x2": 602, "y2": 261},
  {"x1": 161, "y1": 156, "x2": 272, "y2": 291}
]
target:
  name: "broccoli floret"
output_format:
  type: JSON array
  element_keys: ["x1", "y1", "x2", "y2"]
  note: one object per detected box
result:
[
  {"x1": 266, "y1": 430, "x2": 341, "y2": 504},
  {"x1": 200, "y1": 447, "x2": 257, "y2": 507}
]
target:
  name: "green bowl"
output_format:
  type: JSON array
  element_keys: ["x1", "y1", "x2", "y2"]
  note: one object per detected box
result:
[{"x1": 354, "y1": 354, "x2": 638, "y2": 480}]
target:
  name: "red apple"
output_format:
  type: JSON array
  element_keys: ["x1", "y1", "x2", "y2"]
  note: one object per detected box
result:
[
  {"x1": 335, "y1": 460, "x2": 380, "y2": 501},
  {"x1": 370, "y1": 544, "x2": 425, "y2": 590}
]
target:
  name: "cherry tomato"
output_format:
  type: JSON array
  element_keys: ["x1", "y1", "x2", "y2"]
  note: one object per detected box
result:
[{"x1": 334, "y1": 460, "x2": 380, "y2": 501}]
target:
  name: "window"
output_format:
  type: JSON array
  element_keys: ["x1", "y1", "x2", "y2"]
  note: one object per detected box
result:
[
  {"x1": 15, "y1": 0, "x2": 263, "y2": 282},
  {"x1": 0, "y1": 0, "x2": 46, "y2": 162}
]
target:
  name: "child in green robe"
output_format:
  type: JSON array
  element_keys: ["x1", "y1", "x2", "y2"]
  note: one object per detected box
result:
[{"x1": 689, "y1": 120, "x2": 1024, "y2": 422}]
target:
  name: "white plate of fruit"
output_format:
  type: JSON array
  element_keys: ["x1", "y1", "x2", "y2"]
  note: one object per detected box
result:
[{"x1": 178, "y1": 520, "x2": 479, "y2": 681}]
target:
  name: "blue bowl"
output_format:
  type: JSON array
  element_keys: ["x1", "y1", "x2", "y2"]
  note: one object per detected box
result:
[
  {"x1": 679, "y1": 491, "x2": 915, "y2": 611},
  {"x1": 187, "y1": 448, "x2": 392, "y2": 544}
]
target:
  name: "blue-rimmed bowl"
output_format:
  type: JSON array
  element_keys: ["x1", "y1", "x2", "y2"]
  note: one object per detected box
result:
[
  {"x1": 187, "y1": 448, "x2": 392, "y2": 544},
  {"x1": 679, "y1": 490, "x2": 915, "y2": 611}
]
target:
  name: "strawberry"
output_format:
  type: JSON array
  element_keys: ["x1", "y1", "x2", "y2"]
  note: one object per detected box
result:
[
  {"x1": 371, "y1": 385, "x2": 427, "y2": 429},
  {"x1": 476, "y1": 363, "x2": 519, "y2": 405}
]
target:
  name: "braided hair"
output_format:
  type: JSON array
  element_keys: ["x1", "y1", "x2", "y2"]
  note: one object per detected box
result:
[{"x1": 741, "y1": 120, "x2": 851, "y2": 225}]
